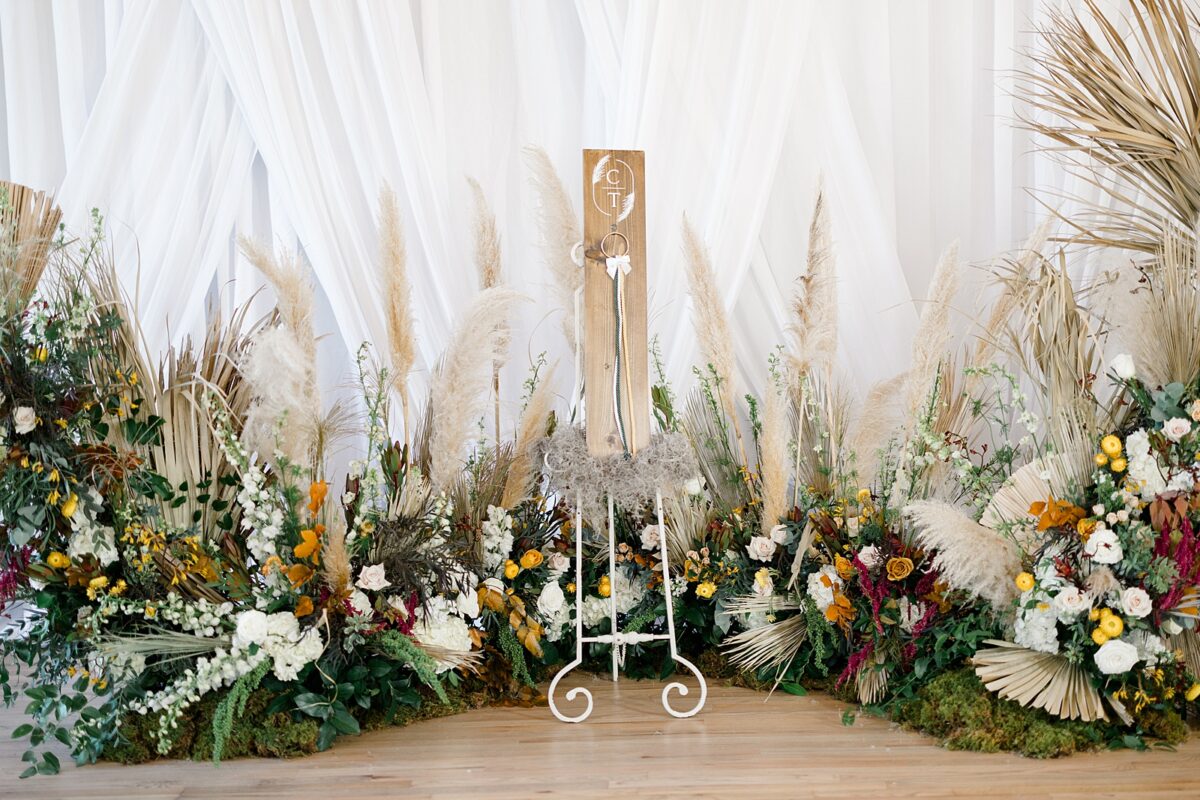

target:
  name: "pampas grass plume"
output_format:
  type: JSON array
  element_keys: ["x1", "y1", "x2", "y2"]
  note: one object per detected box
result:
[{"x1": 904, "y1": 499, "x2": 1022, "y2": 609}]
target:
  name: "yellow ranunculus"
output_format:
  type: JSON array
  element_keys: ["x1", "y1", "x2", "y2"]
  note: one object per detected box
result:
[
  {"x1": 1100, "y1": 435, "x2": 1122, "y2": 458},
  {"x1": 695, "y1": 581, "x2": 717, "y2": 599},
  {"x1": 885, "y1": 557, "x2": 914, "y2": 582},
  {"x1": 1091, "y1": 628, "x2": 1109, "y2": 646},
  {"x1": 598, "y1": 579, "x2": 611, "y2": 598},
  {"x1": 1186, "y1": 683, "x2": 1200, "y2": 702},
  {"x1": 1094, "y1": 453, "x2": 1109, "y2": 467},
  {"x1": 856, "y1": 488, "x2": 872, "y2": 505},
  {"x1": 61, "y1": 493, "x2": 78, "y2": 519},
  {"x1": 1099, "y1": 613, "x2": 1124, "y2": 638},
  {"x1": 46, "y1": 551, "x2": 70, "y2": 569},
  {"x1": 519, "y1": 549, "x2": 544, "y2": 570},
  {"x1": 1110, "y1": 457, "x2": 1127, "y2": 473},
  {"x1": 504, "y1": 560, "x2": 520, "y2": 580},
  {"x1": 1014, "y1": 572, "x2": 1035, "y2": 592}
]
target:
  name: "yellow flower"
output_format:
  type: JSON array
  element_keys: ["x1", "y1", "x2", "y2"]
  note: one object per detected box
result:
[
  {"x1": 598, "y1": 580, "x2": 611, "y2": 598},
  {"x1": 1099, "y1": 606, "x2": 1113, "y2": 619},
  {"x1": 520, "y1": 549, "x2": 544, "y2": 570},
  {"x1": 1094, "y1": 453, "x2": 1109, "y2": 467},
  {"x1": 1100, "y1": 435, "x2": 1122, "y2": 458},
  {"x1": 61, "y1": 493, "x2": 79, "y2": 519},
  {"x1": 504, "y1": 560, "x2": 520, "y2": 580},
  {"x1": 1110, "y1": 457, "x2": 1127, "y2": 473},
  {"x1": 294, "y1": 595, "x2": 314, "y2": 617},
  {"x1": 294, "y1": 526, "x2": 323, "y2": 564},
  {"x1": 695, "y1": 581, "x2": 717, "y2": 599},
  {"x1": 834, "y1": 555, "x2": 856, "y2": 581},
  {"x1": 128, "y1": 370, "x2": 138, "y2": 386},
  {"x1": 48, "y1": 468, "x2": 59, "y2": 483},
  {"x1": 856, "y1": 488, "x2": 872, "y2": 505},
  {"x1": 46, "y1": 551, "x2": 69, "y2": 569},
  {"x1": 1092, "y1": 628, "x2": 1109, "y2": 646},
  {"x1": 1186, "y1": 683, "x2": 1200, "y2": 702},
  {"x1": 33, "y1": 345, "x2": 48, "y2": 362},
  {"x1": 145, "y1": 604, "x2": 157, "y2": 618},
  {"x1": 54, "y1": 418, "x2": 67, "y2": 429},
  {"x1": 885, "y1": 557, "x2": 913, "y2": 582},
  {"x1": 86, "y1": 576, "x2": 108, "y2": 600},
  {"x1": 566, "y1": 582, "x2": 576, "y2": 594},
  {"x1": 1089, "y1": 607, "x2": 1101, "y2": 621},
  {"x1": 1014, "y1": 572, "x2": 1035, "y2": 592},
  {"x1": 108, "y1": 579, "x2": 127, "y2": 597},
  {"x1": 1099, "y1": 613, "x2": 1124, "y2": 638}
]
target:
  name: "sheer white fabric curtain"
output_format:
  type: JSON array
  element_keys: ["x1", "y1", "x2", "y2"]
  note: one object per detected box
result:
[{"x1": 0, "y1": 0, "x2": 1129, "y2": 427}]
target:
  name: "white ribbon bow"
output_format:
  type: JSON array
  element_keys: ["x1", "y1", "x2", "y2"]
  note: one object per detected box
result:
[{"x1": 606, "y1": 254, "x2": 631, "y2": 279}]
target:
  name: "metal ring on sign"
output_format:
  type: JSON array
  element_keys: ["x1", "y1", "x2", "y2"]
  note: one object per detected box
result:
[
  {"x1": 570, "y1": 240, "x2": 585, "y2": 267},
  {"x1": 599, "y1": 231, "x2": 629, "y2": 259}
]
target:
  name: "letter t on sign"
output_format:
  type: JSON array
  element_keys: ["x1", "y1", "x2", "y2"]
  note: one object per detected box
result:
[{"x1": 582, "y1": 149, "x2": 650, "y2": 458}]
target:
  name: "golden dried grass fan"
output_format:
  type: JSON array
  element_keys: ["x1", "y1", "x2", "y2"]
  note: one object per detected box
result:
[
  {"x1": 973, "y1": 639, "x2": 1108, "y2": 722},
  {"x1": 0, "y1": 181, "x2": 61, "y2": 306},
  {"x1": 723, "y1": 610, "x2": 807, "y2": 676}
]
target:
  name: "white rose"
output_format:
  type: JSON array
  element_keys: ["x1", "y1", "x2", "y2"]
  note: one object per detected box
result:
[
  {"x1": 1052, "y1": 585, "x2": 1091, "y2": 622},
  {"x1": 483, "y1": 577, "x2": 504, "y2": 595},
  {"x1": 12, "y1": 406, "x2": 36, "y2": 435},
  {"x1": 537, "y1": 581, "x2": 566, "y2": 616},
  {"x1": 768, "y1": 524, "x2": 789, "y2": 545},
  {"x1": 1120, "y1": 586, "x2": 1153, "y2": 619},
  {"x1": 640, "y1": 524, "x2": 661, "y2": 552},
  {"x1": 746, "y1": 536, "x2": 777, "y2": 562},
  {"x1": 1083, "y1": 528, "x2": 1123, "y2": 564},
  {"x1": 546, "y1": 552, "x2": 570, "y2": 576},
  {"x1": 456, "y1": 588, "x2": 480, "y2": 618},
  {"x1": 1111, "y1": 353, "x2": 1136, "y2": 380},
  {"x1": 856, "y1": 545, "x2": 882, "y2": 571},
  {"x1": 348, "y1": 590, "x2": 372, "y2": 615},
  {"x1": 355, "y1": 563, "x2": 391, "y2": 591},
  {"x1": 1163, "y1": 417, "x2": 1193, "y2": 443},
  {"x1": 265, "y1": 611, "x2": 300, "y2": 642},
  {"x1": 234, "y1": 610, "x2": 269, "y2": 647},
  {"x1": 683, "y1": 477, "x2": 705, "y2": 496},
  {"x1": 1163, "y1": 618, "x2": 1183, "y2": 636},
  {"x1": 1094, "y1": 638, "x2": 1140, "y2": 675}
]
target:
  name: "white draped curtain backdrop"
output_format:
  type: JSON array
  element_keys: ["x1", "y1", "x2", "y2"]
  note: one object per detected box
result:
[{"x1": 0, "y1": 0, "x2": 1135, "y2": 449}]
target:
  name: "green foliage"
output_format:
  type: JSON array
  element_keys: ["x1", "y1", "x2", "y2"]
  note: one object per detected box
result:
[
  {"x1": 370, "y1": 631, "x2": 448, "y2": 703},
  {"x1": 211, "y1": 659, "x2": 270, "y2": 765},
  {"x1": 498, "y1": 624, "x2": 534, "y2": 688}
]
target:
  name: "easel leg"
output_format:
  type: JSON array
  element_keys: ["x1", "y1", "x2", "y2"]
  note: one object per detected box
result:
[{"x1": 607, "y1": 494, "x2": 618, "y2": 682}]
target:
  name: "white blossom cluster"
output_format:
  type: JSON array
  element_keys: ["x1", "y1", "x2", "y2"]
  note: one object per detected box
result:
[
  {"x1": 94, "y1": 595, "x2": 234, "y2": 638},
  {"x1": 411, "y1": 597, "x2": 474, "y2": 672},
  {"x1": 805, "y1": 564, "x2": 843, "y2": 613},
  {"x1": 233, "y1": 609, "x2": 325, "y2": 681},
  {"x1": 67, "y1": 488, "x2": 119, "y2": 567},
  {"x1": 481, "y1": 505, "x2": 514, "y2": 575}
]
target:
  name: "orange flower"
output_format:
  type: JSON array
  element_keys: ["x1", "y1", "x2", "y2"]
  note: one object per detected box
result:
[
  {"x1": 824, "y1": 592, "x2": 855, "y2": 629},
  {"x1": 1076, "y1": 517, "x2": 1098, "y2": 539},
  {"x1": 294, "y1": 525, "x2": 324, "y2": 564},
  {"x1": 1029, "y1": 496, "x2": 1086, "y2": 532},
  {"x1": 294, "y1": 595, "x2": 314, "y2": 617},
  {"x1": 885, "y1": 557, "x2": 914, "y2": 582},
  {"x1": 834, "y1": 554, "x2": 856, "y2": 581},
  {"x1": 519, "y1": 549, "x2": 544, "y2": 570},
  {"x1": 260, "y1": 555, "x2": 284, "y2": 575},
  {"x1": 307, "y1": 480, "x2": 329, "y2": 515},
  {"x1": 287, "y1": 563, "x2": 314, "y2": 589}
]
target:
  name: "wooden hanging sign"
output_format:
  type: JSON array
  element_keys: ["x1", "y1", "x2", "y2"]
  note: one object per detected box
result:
[{"x1": 582, "y1": 149, "x2": 650, "y2": 457}]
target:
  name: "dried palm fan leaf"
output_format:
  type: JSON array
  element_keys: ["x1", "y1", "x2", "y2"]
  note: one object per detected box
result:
[
  {"x1": 847, "y1": 371, "x2": 907, "y2": 485},
  {"x1": 468, "y1": 177, "x2": 506, "y2": 442},
  {"x1": 856, "y1": 655, "x2": 890, "y2": 706},
  {"x1": 904, "y1": 500, "x2": 1024, "y2": 609},
  {"x1": 788, "y1": 182, "x2": 837, "y2": 378},
  {"x1": 758, "y1": 379, "x2": 789, "y2": 536},
  {"x1": 1127, "y1": 224, "x2": 1200, "y2": 387},
  {"x1": 723, "y1": 612, "x2": 807, "y2": 675},
  {"x1": 1019, "y1": 0, "x2": 1200, "y2": 254},
  {"x1": 721, "y1": 594, "x2": 803, "y2": 618},
  {"x1": 0, "y1": 181, "x2": 61, "y2": 308},
  {"x1": 522, "y1": 146, "x2": 582, "y2": 351},
  {"x1": 787, "y1": 518, "x2": 816, "y2": 590},
  {"x1": 792, "y1": 374, "x2": 852, "y2": 498},
  {"x1": 450, "y1": 441, "x2": 515, "y2": 527},
  {"x1": 417, "y1": 642, "x2": 482, "y2": 674},
  {"x1": 500, "y1": 365, "x2": 556, "y2": 508},
  {"x1": 378, "y1": 185, "x2": 417, "y2": 447},
  {"x1": 680, "y1": 386, "x2": 744, "y2": 510},
  {"x1": 681, "y1": 216, "x2": 749, "y2": 473},
  {"x1": 980, "y1": 453, "x2": 1089, "y2": 541},
  {"x1": 428, "y1": 286, "x2": 522, "y2": 490},
  {"x1": 661, "y1": 494, "x2": 712, "y2": 565},
  {"x1": 973, "y1": 639, "x2": 1107, "y2": 721},
  {"x1": 1166, "y1": 630, "x2": 1200, "y2": 678}
]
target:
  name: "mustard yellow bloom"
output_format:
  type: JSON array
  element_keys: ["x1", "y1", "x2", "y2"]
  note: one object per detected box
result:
[
  {"x1": 1014, "y1": 572, "x2": 1035, "y2": 592},
  {"x1": 1099, "y1": 613, "x2": 1124, "y2": 638},
  {"x1": 1186, "y1": 683, "x2": 1200, "y2": 702},
  {"x1": 1110, "y1": 457, "x2": 1127, "y2": 473},
  {"x1": 46, "y1": 551, "x2": 69, "y2": 569},
  {"x1": 520, "y1": 549, "x2": 544, "y2": 570},
  {"x1": 504, "y1": 560, "x2": 520, "y2": 580},
  {"x1": 1091, "y1": 628, "x2": 1109, "y2": 646},
  {"x1": 695, "y1": 581, "x2": 717, "y2": 599},
  {"x1": 1100, "y1": 435, "x2": 1122, "y2": 459},
  {"x1": 1094, "y1": 453, "x2": 1109, "y2": 467},
  {"x1": 61, "y1": 493, "x2": 79, "y2": 519}
]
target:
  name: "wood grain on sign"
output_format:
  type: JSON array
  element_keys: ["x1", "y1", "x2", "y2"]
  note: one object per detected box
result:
[{"x1": 582, "y1": 149, "x2": 650, "y2": 457}]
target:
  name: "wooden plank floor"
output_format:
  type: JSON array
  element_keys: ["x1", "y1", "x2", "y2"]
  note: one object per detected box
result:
[{"x1": 1, "y1": 674, "x2": 1198, "y2": 799}]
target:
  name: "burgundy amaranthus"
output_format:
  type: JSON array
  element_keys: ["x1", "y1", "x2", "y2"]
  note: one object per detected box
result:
[
  {"x1": 0, "y1": 546, "x2": 32, "y2": 606},
  {"x1": 1156, "y1": 516, "x2": 1200, "y2": 623}
]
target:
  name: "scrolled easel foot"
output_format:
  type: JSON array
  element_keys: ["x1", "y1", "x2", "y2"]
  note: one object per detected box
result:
[{"x1": 661, "y1": 655, "x2": 707, "y2": 718}]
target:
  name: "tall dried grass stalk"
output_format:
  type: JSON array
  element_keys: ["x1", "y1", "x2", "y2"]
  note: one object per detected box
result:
[
  {"x1": 322, "y1": 519, "x2": 352, "y2": 597},
  {"x1": 429, "y1": 287, "x2": 521, "y2": 490},
  {"x1": 468, "y1": 177, "x2": 507, "y2": 443},
  {"x1": 848, "y1": 371, "x2": 907, "y2": 485},
  {"x1": 378, "y1": 186, "x2": 417, "y2": 447},
  {"x1": 1020, "y1": 0, "x2": 1200, "y2": 254},
  {"x1": 522, "y1": 146, "x2": 582, "y2": 350},
  {"x1": 501, "y1": 365, "x2": 556, "y2": 508},
  {"x1": 758, "y1": 381, "x2": 788, "y2": 535},
  {"x1": 0, "y1": 181, "x2": 61, "y2": 308},
  {"x1": 904, "y1": 500, "x2": 1023, "y2": 610},
  {"x1": 903, "y1": 244, "x2": 959, "y2": 426},
  {"x1": 788, "y1": 183, "x2": 838, "y2": 378}
]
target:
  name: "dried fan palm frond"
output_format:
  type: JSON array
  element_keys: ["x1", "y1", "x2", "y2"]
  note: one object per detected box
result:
[
  {"x1": 904, "y1": 500, "x2": 1023, "y2": 609},
  {"x1": 1166, "y1": 630, "x2": 1200, "y2": 678},
  {"x1": 792, "y1": 374, "x2": 852, "y2": 497},
  {"x1": 417, "y1": 642, "x2": 482, "y2": 674},
  {"x1": 723, "y1": 613, "x2": 808, "y2": 675},
  {"x1": 661, "y1": 493, "x2": 713, "y2": 565},
  {"x1": 973, "y1": 639, "x2": 1107, "y2": 721},
  {"x1": 1020, "y1": 0, "x2": 1200, "y2": 253},
  {"x1": 721, "y1": 594, "x2": 803, "y2": 618},
  {"x1": 522, "y1": 146, "x2": 582, "y2": 350},
  {"x1": 429, "y1": 287, "x2": 522, "y2": 490},
  {"x1": 903, "y1": 243, "x2": 959, "y2": 427},
  {"x1": 0, "y1": 181, "x2": 61, "y2": 308},
  {"x1": 788, "y1": 182, "x2": 838, "y2": 378},
  {"x1": 681, "y1": 387, "x2": 744, "y2": 510},
  {"x1": 1128, "y1": 225, "x2": 1200, "y2": 387},
  {"x1": 847, "y1": 371, "x2": 907, "y2": 485},
  {"x1": 787, "y1": 518, "x2": 816, "y2": 590},
  {"x1": 758, "y1": 380, "x2": 789, "y2": 535},
  {"x1": 856, "y1": 657, "x2": 890, "y2": 706},
  {"x1": 95, "y1": 629, "x2": 226, "y2": 665},
  {"x1": 378, "y1": 185, "x2": 417, "y2": 446},
  {"x1": 501, "y1": 365, "x2": 556, "y2": 508},
  {"x1": 389, "y1": 469, "x2": 433, "y2": 523},
  {"x1": 979, "y1": 453, "x2": 1088, "y2": 542}
]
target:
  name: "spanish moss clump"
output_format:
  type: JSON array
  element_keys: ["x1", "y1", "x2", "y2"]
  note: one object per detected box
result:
[{"x1": 539, "y1": 425, "x2": 698, "y2": 528}]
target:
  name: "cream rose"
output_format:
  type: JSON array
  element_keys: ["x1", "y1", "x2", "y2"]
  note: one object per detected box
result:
[
  {"x1": 1083, "y1": 528, "x2": 1123, "y2": 564},
  {"x1": 1111, "y1": 353, "x2": 1136, "y2": 380},
  {"x1": 769, "y1": 524, "x2": 789, "y2": 545},
  {"x1": 856, "y1": 545, "x2": 882, "y2": 571},
  {"x1": 537, "y1": 581, "x2": 566, "y2": 616},
  {"x1": 746, "y1": 536, "x2": 777, "y2": 562},
  {"x1": 348, "y1": 590, "x2": 372, "y2": 615},
  {"x1": 355, "y1": 563, "x2": 391, "y2": 591},
  {"x1": 1164, "y1": 417, "x2": 1193, "y2": 442},
  {"x1": 234, "y1": 609, "x2": 269, "y2": 647},
  {"x1": 1120, "y1": 586, "x2": 1153, "y2": 619},
  {"x1": 640, "y1": 524, "x2": 661, "y2": 551},
  {"x1": 1052, "y1": 585, "x2": 1091, "y2": 621},
  {"x1": 546, "y1": 552, "x2": 570, "y2": 576},
  {"x1": 12, "y1": 406, "x2": 36, "y2": 435},
  {"x1": 1094, "y1": 639, "x2": 1139, "y2": 675}
]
